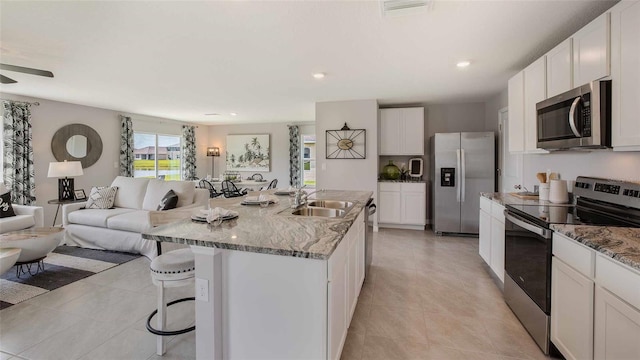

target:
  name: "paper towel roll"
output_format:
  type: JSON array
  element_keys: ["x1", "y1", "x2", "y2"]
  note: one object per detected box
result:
[{"x1": 549, "y1": 180, "x2": 569, "y2": 204}]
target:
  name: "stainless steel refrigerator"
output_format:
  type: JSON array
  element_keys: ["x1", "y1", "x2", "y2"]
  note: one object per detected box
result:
[{"x1": 432, "y1": 132, "x2": 495, "y2": 234}]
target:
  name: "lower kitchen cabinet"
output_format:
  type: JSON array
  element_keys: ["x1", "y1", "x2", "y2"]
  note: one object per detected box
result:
[
  {"x1": 594, "y1": 285, "x2": 640, "y2": 359},
  {"x1": 479, "y1": 202, "x2": 491, "y2": 264},
  {"x1": 378, "y1": 182, "x2": 425, "y2": 229},
  {"x1": 478, "y1": 196, "x2": 505, "y2": 283}
]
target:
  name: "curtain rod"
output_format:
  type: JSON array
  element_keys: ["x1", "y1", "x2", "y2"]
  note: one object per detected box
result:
[{"x1": 0, "y1": 98, "x2": 40, "y2": 106}]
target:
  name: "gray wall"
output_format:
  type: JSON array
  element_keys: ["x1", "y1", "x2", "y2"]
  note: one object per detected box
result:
[{"x1": 1, "y1": 92, "x2": 209, "y2": 226}]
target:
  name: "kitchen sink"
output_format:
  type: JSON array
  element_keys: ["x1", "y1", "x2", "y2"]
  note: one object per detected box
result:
[
  {"x1": 306, "y1": 200, "x2": 354, "y2": 209},
  {"x1": 290, "y1": 207, "x2": 346, "y2": 218}
]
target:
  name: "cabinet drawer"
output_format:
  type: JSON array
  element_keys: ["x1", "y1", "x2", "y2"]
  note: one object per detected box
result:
[
  {"x1": 596, "y1": 254, "x2": 640, "y2": 309},
  {"x1": 491, "y1": 203, "x2": 505, "y2": 220},
  {"x1": 480, "y1": 196, "x2": 492, "y2": 212},
  {"x1": 553, "y1": 233, "x2": 595, "y2": 278},
  {"x1": 379, "y1": 182, "x2": 401, "y2": 192},
  {"x1": 401, "y1": 183, "x2": 425, "y2": 193}
]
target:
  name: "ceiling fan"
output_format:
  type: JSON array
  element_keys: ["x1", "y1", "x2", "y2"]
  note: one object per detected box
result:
[{"x1": 0, "y1": 63, "x2": 54, "y2": 84}]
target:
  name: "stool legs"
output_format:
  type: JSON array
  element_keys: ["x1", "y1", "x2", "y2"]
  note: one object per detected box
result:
[{"x1": 157, "y1": 281, "x2": 166, "y2": 356}]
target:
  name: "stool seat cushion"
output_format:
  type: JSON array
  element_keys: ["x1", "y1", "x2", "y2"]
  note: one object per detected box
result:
[{"x1": 150, "y1": 248, "x2": 195, "y2": 274}]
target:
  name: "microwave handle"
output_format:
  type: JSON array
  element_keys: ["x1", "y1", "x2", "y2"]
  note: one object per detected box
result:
[{"x1": 568, "y1": 97, "x2": 582, "y2": 137}]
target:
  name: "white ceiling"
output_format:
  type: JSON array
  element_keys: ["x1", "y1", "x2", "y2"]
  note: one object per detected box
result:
[{"x1": 0, "y1": 0, "x2": 617, "y2": 125}]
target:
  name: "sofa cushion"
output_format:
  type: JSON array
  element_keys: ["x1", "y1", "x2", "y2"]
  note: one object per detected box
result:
[
  {"x1": 110, "y1": 176, "x2": 149, "y2": 209},
  {"x1": 0, "y1": 192, "x2": 16, "y2": 218},
  {"x1": 157, "y1": 190, "x2": 178, "y2": 211},
  {"x1": 0, "y1": 214, "x2": 35, "y2": 233},
  {"x1": 106, "y1": 210, "x2": 152, "y2": 233},
  {"x1": 67, "y1": 208, "x2": 136, "y2": 228},
  {"x1": 142, "y1": 180, "x2": 195, "y2": 211},
  {"x1": 86, "y1": 186, "x2": 118, "y2": 209}
]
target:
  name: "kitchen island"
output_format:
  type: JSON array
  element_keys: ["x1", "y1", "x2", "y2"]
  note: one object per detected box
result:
[{"x1": 142, "y1": 190, "x2": 372, "y2": 360}]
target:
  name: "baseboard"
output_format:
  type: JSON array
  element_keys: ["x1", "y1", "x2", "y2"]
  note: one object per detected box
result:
[{"x1": 377, "y1": 223, "x2": 426, "y2": 231}]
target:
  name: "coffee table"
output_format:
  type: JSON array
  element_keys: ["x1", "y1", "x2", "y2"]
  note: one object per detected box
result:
[
  {"x1": 0, "y1": 227, "x2": 64, "y2": 277},
  {"x1": 0, "y1": 248, "x2": 22, "y2": 275}
]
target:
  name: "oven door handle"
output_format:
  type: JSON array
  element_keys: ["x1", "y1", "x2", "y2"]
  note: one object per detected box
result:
[
  {"x1": 568, "y1": 97, "x2": 582, "y2": 137},
  {"x1": 505, "y1": 212, "x2": 552, "y2": 239}
]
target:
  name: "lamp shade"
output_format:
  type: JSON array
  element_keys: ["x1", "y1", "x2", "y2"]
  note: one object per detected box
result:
[
  {"x1": 207, "y1": 147, "x2": 220, "y2": 157},
  {"x1": 48, "y1": 161, "x2": 84, "y2": 178}
]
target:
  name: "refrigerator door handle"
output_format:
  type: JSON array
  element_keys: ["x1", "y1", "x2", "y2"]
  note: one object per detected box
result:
[
  {"x1": 461, "y1": 149, "x2": 466, "y2": 202},
  {"x1": 456, "y1": 149, "x2": 461, "y2": 203}
]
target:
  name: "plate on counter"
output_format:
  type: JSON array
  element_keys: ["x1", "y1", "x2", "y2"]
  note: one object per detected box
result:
[
  {"x1": 274, "y1": 189, "x2": 295, "y2": 195},
  {"x1": 240, "y1": 200, "x2": 276, "y2": 206},
  {"x1": 191, "y1": 214, "x2": 238, "y2": 223}
]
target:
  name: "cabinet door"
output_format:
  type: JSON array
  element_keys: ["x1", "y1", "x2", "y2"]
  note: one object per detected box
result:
[
  {"x1": 401, "y1": 107, "x2": 424, "y2": 155},
  {"x1": 573, "y1": 12, "x2": 610, "y2": 87},
  {"x1": 611, "y1": 0, "x2": 640, "y2": 149},
  {"x1": 401, "y1": 191, "x2": 426, "y2": 225},
  {"x1": 489, "y1": 216, "x2": 505, "y2": 282},
  {"x1": 479, "y1": 209, "x2": 491, "y2": 266},
  {"x1": 594, "y1": 286, "x2": 640, "y2": 360},
  {"x1": 328, "y1": 237, "x2": 349, "y2": 360},
  {"x1": 347, "y1": 230, "x2": 358, "y2": 321},
  {"x1": 547, "y1": 38, "x2": 573, "y2": 97},
  {"x1": 379, "y1": 109, "x2": 401, "y2": 155},
  {"x1": 523, "y1": 57, "x2": 548, "y2": 153},
  {"x1": 378, "y1": 191, "x2": 401, "y2": 224},
  {"x1": 551, "y1": 258, "x2": 594, "y2": 360},
  {"x1": 356, "y1": 223, "x2": 365, "y2": 289},
  {"x1": 508, "y1": 72, "x2": 525, "y2": 153}
]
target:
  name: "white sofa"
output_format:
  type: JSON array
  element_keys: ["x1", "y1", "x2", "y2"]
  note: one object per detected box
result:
[
  {"x1": 0, "y1": 204, "x2": 44, "y2": 234},
  {"x1": 62, "y1": 176, "x2": 208, "y2": 258}
]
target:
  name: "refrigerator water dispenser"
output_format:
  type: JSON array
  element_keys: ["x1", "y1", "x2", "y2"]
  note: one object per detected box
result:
[{"x1": 441, "y1": 168, "x2": 455, "y2": 187}]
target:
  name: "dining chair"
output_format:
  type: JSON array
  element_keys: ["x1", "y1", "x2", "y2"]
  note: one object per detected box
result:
[
  {"x1": 221, "y1": 180, "x2": 247, "y2": 198},
  {"x1": 199, "y1": 179, "x2": 222, "y2": 198},
  {"x1": 250, "y1": 173, "x2": 263, "y2": 181},
  {"x1": 266, "y1": 179, "x2": 278, "y2": 190}
]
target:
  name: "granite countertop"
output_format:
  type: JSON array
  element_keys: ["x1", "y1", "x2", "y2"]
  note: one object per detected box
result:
[
  {"x1": 481, "y1": 192, "x2": 560, "y2": 206},
  {"x1": 142, "y1": 190, "x2": 373, "y2": 260},
  {"x1": 551, "y1": 225, "x2": 640, "y2": 272},
  {"x1": 378, "y1": 179, "x2": 426, "y2": 183}
]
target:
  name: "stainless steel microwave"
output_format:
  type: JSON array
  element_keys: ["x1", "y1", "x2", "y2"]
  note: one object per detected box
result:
[{"x1": 536, "y1": 80, "x2": 611, "y2": 150}]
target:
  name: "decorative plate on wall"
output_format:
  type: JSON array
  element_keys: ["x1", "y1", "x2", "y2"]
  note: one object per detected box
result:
[{"x1": 326, "y1": 123, "x2": 366, "y2": 159}]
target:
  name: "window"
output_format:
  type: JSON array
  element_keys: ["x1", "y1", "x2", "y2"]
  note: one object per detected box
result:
[
  {"x1": 302, "y1": 135, "x2": 316, "y2": 187},
  {"x1": 133, "y1": 132, "x2": 181, "y2": 180}
]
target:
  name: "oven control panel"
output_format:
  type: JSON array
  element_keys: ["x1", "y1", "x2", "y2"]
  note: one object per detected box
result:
[
  {"x1": 594, "y1": 183, "x2": 620, "y2": 195},
  {"x1": 575, "y1": 176, "x2": 640, "y2": 209}
]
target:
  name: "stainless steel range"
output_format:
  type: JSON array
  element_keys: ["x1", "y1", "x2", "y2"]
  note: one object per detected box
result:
[{"x1": 503, "y1": 176, "x2": 640, "y2": 354}]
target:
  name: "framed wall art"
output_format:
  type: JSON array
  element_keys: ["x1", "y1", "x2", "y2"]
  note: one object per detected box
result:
[{"x1": 226, "y1": 134, "x2": 270, "y2": 172}]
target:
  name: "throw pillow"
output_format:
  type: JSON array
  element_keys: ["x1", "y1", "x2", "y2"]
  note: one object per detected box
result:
[
  {"x1": 0, "y1": 191, "x2": 16, "y2": 218},
  {"x1": 157, "y1": 189, "x2": 179, "y2": 211},
  {"x1": 85, "y1": 186, "x2": 119, "y2": 209}
]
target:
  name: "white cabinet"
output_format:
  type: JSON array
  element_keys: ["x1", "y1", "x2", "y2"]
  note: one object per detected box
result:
[
  {"x1": 379, "y1": 108, "x2": 424, "y2": 155},
  {"x1": 610, "y1": 0, "x2": 640, "y2": 150},
  {"x1": 546, "y1": 38, "x2": 573, "y2": 97},
  {"x1": 378, "y1": 182, "x2": 426, "y2": 228},
  {"x1": 508, "y1": 72, "x2": 525, "y2": 153},
  {"x1": 478, "y1": 196, "x2": 505, "y2": 283},
  {"x1": 551, "y1": 232, "x2": 640, "y2": 360},
  {"x1": 551, "y1": 257, "x2": 594, "y2": 360},
  {"x1": 523, "y1": 57, "x2": 549, "y2": 154},
  {"x1": 573, "y1": 12, "x2": 610, "y2": 87}
]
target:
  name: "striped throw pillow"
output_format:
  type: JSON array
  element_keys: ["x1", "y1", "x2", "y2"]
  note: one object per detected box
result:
[{"x1": 86, "y1": 186, "x2": 119, "y2": 209}]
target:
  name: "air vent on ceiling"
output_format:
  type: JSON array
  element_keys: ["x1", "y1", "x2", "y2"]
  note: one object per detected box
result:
[{"x1": 380, "y1": 0, "x2": 432, "y2": 16}]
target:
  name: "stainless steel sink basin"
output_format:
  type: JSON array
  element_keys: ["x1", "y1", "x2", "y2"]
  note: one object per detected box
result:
[
  {"x1": 306, "y1": 200, "x2": 354, "y2": 209},
  {"x1": 291, "y1": 207, "x2": 346, "y2": 218}
]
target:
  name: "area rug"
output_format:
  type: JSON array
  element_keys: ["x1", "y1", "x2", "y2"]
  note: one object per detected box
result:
[{"x1": 0, "y1": 245, "x2": 141, "y2": 310}]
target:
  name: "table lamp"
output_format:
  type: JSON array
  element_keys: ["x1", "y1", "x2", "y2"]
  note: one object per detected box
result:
[
  {"x1": 206, "y1": 147, "x2": 220, "y2": 179},
  {"x1": 48, "y1": 160, "x2": 83, "y2": 201}
]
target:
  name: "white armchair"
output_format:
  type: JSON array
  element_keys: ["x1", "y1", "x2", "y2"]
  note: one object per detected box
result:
[{"x1": 0, "y1": 204, "x2": 44, "y2": 234}]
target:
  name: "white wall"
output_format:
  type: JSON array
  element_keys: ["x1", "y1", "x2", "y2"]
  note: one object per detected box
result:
[
  {"x1": 1, "y1": 93, "x2": 209, "y2": 226},
  {"x1": 315, "y1": 100, "x2": 378, "y2": 198},
  {"x1": 207, "y1": 122, "x2": 308, "y2": 187}
]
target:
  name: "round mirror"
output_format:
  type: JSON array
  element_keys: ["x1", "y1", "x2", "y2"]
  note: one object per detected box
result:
[
  {"x1": 52, "y1": 124, "x2": 103, "y2": 168},
  {"x1": 66, "y1": 135, "x2": 88, "y2": 158}
]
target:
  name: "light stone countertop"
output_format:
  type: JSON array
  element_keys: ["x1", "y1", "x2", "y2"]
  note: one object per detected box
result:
[
  {"x1": 551, "y1": 225, "x2": 640, "y2": 272},
  {"x1": 481, "y1": 192, "x2": 558, "y2": 206},
  {"x1": 142, "y1": 190, "x2": 373, "y2": 260}
]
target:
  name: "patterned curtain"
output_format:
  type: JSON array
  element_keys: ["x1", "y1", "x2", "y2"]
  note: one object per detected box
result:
[
  {"x1": 119, "y1": 115, "x2": 134, "y2": 177},
  {"x1": 288, "y1": 125, "x2": 301, "y2": 188},
  {"x1": 2, "y1": 101, "x2": 36, "y2": 205},
  {"x1": 181, "y1": 125, "x2": 197, "y2": 180}
]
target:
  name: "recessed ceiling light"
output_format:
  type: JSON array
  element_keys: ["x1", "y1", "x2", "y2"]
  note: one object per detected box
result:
[
  {"x1": 457, "y1": 61, "x2": 471, "y2": 68},
  {"x1": 312, "y1": 73, "x2": 325, "y2": 79},
  {"x1": 230, "y1": 112, "x2": 237, "y2": 116}
]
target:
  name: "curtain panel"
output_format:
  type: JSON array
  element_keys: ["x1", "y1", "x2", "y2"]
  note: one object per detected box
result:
[
  {"x1": 2, "y1": 101, "x2": 36, "y2": 205},
  {"x1": 288, "y1": 125, "x2": 301, "y2": 188},
  {"x1": 119, "y1": 115, "x2": 134, "y2": 177},
  {"x1": 182, "y1": 125, "x2": 197, "y2": 180}
]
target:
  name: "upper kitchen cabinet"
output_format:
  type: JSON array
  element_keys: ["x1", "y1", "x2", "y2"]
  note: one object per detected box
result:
[
  {"x1": 610, "y1": 0, "x2": 640, "y2": 150},
  {"x1": 379, "y1": 107, "x2": 424, "y2": 155},
  {"x1": 546, "y1": 38, "x2": 573, "y2": 98},
  {"x1": 508, "y1": 72, "x2": 525, "y2": 153},
  {"x1": 573, "y1": 12, "x2": 611, "y2": 88}
]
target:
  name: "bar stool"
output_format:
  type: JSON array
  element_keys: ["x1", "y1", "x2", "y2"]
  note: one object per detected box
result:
[{"x1": 146, "y1": 248, "x2": 196, "y2": 356}]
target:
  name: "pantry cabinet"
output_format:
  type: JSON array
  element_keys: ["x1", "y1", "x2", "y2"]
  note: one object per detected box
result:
[
  {"x1": 379, "y1": 108, "x2": 424, "y2": 155},
  {"x1": 378, "y1": 182, "x2": 425, "y2": 228},
  {"x1": 610, "y1": 0, "x2": 640, "y2": 150},
  {"x1": 573, "y1": 12, "x2": 610, "y2": 87}
]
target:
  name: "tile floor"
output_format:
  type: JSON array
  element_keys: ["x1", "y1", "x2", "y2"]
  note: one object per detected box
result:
[{"x1": 0, "y1": 228, "x2": 551, "y2": 360}]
